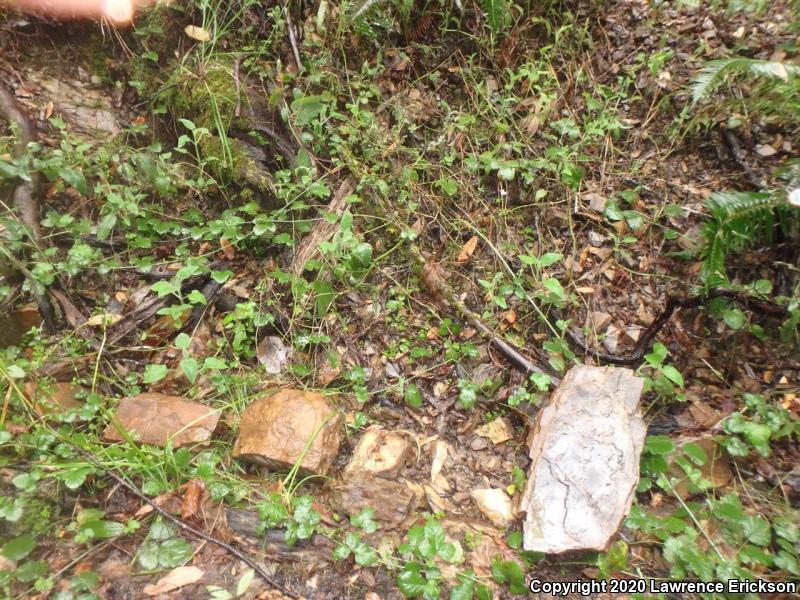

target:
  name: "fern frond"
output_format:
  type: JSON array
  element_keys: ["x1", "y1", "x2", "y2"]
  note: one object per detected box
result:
[
  {"x1": 691, "y1": 58, "x2": 800, "y2": 104},
  {"x1": 700, "y1": 190, "x2": 798, "y2": 286},
  {"x1": 480, "y1": 0, "x2": 506, "y2": 34}
]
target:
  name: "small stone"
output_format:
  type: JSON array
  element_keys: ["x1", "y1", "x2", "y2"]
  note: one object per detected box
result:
[
  {"x1": 25, "y1": 381, "x2": 84, "y2": 415},
  {"x1": 755, "y1": 144, "x2": 777, "y2": 157},
  {"x1": 343, "y1": 427, "x2": 411, "y2": 480},
  {"x1": 471, "y1": 488, "x2": 514, "y2": 528},
  {"x1": 103, "y1": 393, "x2": 219, "y2": 448},
  {"x1": 256, "y1": 336, "x2": 294, "y2": 376},
  {"x1": 470, "y1": 436, "x2": 489, "y2": 451},
  {"x1": 233, "y1": 389, "x2": 342, "y2": 476}
]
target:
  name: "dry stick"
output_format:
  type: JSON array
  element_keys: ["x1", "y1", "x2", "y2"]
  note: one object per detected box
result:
[
  {"x1": 566, "y1": 288, "x2": 789, "y2": 366},
  {"x1": 0, "y1": 84, "x2": 40, "y2": 242},
  {"x1": 413, "y1": 248, "x2": 557, "y2": 382},
  {"x1": 285, "y1": 4, "x2": 302, "y2": 72}
]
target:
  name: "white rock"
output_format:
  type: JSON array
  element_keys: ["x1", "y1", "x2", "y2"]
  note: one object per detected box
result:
[{"x1": 521, "y1": 365, "x2": 645, "y2": 553}]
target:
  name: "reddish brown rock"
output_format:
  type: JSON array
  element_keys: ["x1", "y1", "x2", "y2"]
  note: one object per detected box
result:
[
  {"x1": 103, "y1": 393, "x2": 219, "y2": 447},
  {"x1": 232, "y1": 389, "x2": 342, "y2": 476}
]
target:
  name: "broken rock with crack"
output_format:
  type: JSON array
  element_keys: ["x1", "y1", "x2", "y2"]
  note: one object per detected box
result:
[
  {"x1": 233, "y1": 389, "x2": 343, "y2": 476},
  {"x1": 521, "y1": 365, "x2": 645, "y2": 553}
]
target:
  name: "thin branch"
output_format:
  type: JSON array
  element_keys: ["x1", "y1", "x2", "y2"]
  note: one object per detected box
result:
[{"x1": 285, "y1": 4, "x2": 302, "y2": 72}]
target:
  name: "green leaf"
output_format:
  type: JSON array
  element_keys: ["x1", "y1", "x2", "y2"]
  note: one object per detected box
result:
[
  {"x1": 538, "y1": 252, "x2": 562, "y2": 267},
  {"x1": 397, "y1": 562, "x2": 430, "y2": 598},
  {"x1": 404, "y1": 384, "x2": 423, "y2": 409},
  {"x1": 491, "y1": 559, "x2": 526, "y2": 595},
  {"x1": 61, "y1": 466, "x2": 93, "y2": 490},
  {"x1": 15, "y1": 559, "x2": 48, "y2": 582},
  {"x1": 187, "y1": 289, "x2": 207, "y2": 305},
  {"x1": 180, "y1": 357, "x2": 199, "y2": 383},
  {"x1": 1, "y1": 534, "x2": 35, "y2": 560},
  {"x1": 203, "y1": 357, "x2": 227, "y2": 370},
  {"x1": 480, "y1": 0, "x2": 506, "y2": 33},
  {"x1": 723, "y1": 308, "x2": 746, "y2": 330},
  {"x1": 174, "y1": 333, "x2": 191, "y2": 350},
  {"x1": 353, "y1": 543, "x2": 378, "y2": 566},
  {"x1": 59, "y1": 167, "x2": 87, "y2": 195},
  {"x1": 661, "y1": 365, "x2": 684, "y2": 388},
  {"x1": 742, "y1": 516, "x2": 771, "y2": 546},
  {"x1": 142, "y1": 364, "x2": 168, "y2": 384},
  {"x1": 291, "y1": 95, "x2": 327, "y2": 126},
  {"x1": 681, "y1": 442, "x2": 708, "y2": 466},
  {"x1": 96, "y1": 213, "x2": 117, "y2": 240},
  {"x1": 645, "y1": 435, "x2": 674, "y2": 455},
  {"x1": 351, "y1": 507, "x2": 378, "y2": 533},
  {"x1": 80, "y1": 519, "x2": 126, "y2": 539},
  {"x1": 158, "y1": 538, "x2": 193, "y2": 568},
  {"x1": 150, "y1": 280, "x2": 179, "y2": 298}
]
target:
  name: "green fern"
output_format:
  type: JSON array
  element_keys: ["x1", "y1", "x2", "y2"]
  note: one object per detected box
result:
[
  {"x1": 480, "y1": 0, "x2": 507, "y2": 34},
  {"x1": 691, "y1": 58, "x2": 800, "y2": 104},
  {"x1": 700, "y1": 190, "x2": 798, "y2": 286}
]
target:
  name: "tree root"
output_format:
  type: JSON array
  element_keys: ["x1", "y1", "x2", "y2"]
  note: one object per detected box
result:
[{"x1": 566, "y1": 288, "x2": 789, "y2": 366}]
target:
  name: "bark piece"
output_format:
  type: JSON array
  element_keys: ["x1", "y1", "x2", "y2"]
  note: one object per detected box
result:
[
  {"x1": 343, "y1": 427, "x2": 412, "y2": 480},
  {"x1": 103, "y1": 393, "x2": 220, "y2": 447},
  {"x1": 232, "y1": 389, "x2": 342, "y2": 476},
  {"x1": 291, "y1": 176, "x2": 357, "y2": 275},
  {"x1": 328, "y1": 473, "x2": 416, "y2": 527},
  {"x1": 521, "y1": 365, "x2": 645, "y2": 553}
]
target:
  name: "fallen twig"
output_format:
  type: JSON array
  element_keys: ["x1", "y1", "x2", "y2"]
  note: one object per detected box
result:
[
  {"x1": 416, "y1": 251, "x2": 556, "y2": 381},
  {"x1": 285, "y1": 4, "x2": 302, "y2": 72},
  {"x1": 566, "y1": 288, "x2": 789, "y2": 366},
  {"x1": 0, "y1": 84, "x2": 40, "y2": 242}
]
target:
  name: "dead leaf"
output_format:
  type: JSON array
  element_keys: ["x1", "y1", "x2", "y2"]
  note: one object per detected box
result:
[
  {"x1": 256, "y1": 336, "x2": 294, "y2": 376},
  {"x1": 143, "y1": 566, "x2": 204, "y2": 595},
  {"x1": 219, "y1": 237, "x2": 235, "y2": 260},
  {"x1": 181, "y1": 479, "x2": 206, "y2": 520},
  {"x1": 430, "y1": 440, "x2": 448, "y2": 483},
  {"x1": 475, "y1": 417, "x2": 514, "y2": 445},
  {"x1": 184, "y1": 25, "x2": 211, "y2": 42},
  {"x1": 457, "y1": 236, "x2": 478, "y2": 264},
  {"x1": 85, "y1": 313, "x2": 123, "y2": 327}
]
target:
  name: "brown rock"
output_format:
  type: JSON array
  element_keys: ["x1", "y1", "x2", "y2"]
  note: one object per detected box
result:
[
  {"x1": 343, "y1": 427, "x2": 411, "y2": 480},
  {"x1": 329, "y1": 474, "x2": 416, "y2": 527},
  {"x1": 25, "y1": 381, "x2": 84, "y2": 415},
  {"x1": 103, "y1": 393, "x2": 220, "y2": 447},
  {"x1": 232, "y1": 389, "x2": 342, "y2": 476}
]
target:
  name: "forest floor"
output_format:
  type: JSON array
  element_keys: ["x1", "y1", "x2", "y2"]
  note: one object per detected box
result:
[{"x1": 1, "y1": 1, "x2": 799, "y2": 599}]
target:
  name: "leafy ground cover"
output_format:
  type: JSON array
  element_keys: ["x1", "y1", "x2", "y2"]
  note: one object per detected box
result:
[{"x1": 1, "y1": 0, "x2": 799, "y2": 598}]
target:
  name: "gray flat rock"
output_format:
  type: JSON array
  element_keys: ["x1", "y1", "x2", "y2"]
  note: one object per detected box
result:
[{"x1": 521, "y1": 365, "x2": 645, "y2": 553}]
